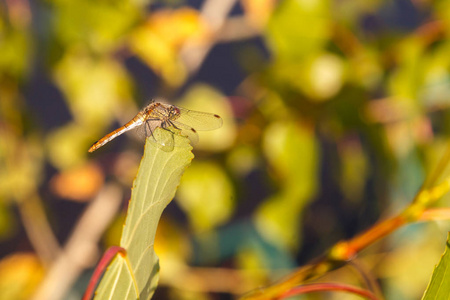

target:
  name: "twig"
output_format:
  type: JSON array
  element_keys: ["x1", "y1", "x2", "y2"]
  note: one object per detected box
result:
[
  {"x1": 217, "y1": 17, "x2": 261, "y2": 42},
  {"x1": 419, "y1": 208, "x2": 450, "y2": 221},
  {"x1": 17, "y1": 194, "x2": 62, "y2": 267},
  {"x1": 179, "y1": 0, "x2": 239, "y2": 74},
  {"x1": 31, "y1": 183, "x2": 123, "y2": 300},
  {"x1": 240, "y1": 142, "x2": 450, "y2": 299}
]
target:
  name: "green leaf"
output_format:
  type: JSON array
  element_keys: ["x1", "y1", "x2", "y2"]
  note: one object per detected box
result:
[
  {"x1": 255, "y1": 120, "x2": 319, "y2": 249},
  {"x1": 266, "y1": 0, "x2": 331, "y2": 62},
  {"x1": 176, "y1": 161, "x2": 234, "y2": 232},
  {"x1": 94, "y1": 130, "x2": 193, "y2": 300},
  {"x1": 51, "y1": 0, "x2": 141, "y2": 52},
  {"x1": 422, "y1": 232, "x2": 450, "y2": 300}
]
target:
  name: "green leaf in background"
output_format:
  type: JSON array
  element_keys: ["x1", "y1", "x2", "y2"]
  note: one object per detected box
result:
[
  {"x1": 94, "y1": 129, "x2": 193, "y2": 300},
  {"x1": 177, "y1": 84, "x2": 236, "y2": 151},
  {"x1": 48, "y1": 51, "x2": 133, "y2": 169},
  {"x1": 51, "y1": 0, "x2": 141, "y2": 52},
  {"x1": 255, "y1": 120, "x2": 319, "y2": 249},
  {"x1": 266, "y1": 0, "x2": 331, "y2": 61},
  {"x1": 264, "y1": 0, "x2": 333, "y2": 101},
  {"x1": 0, "y1": 22, "x2": 30, "y2": 79},
  {"x1": 422, "y1": 232, "x2": 450, "y2": 300},
  {"x1": 176, "y1": 161, "x2": 234, "y2": 232}
]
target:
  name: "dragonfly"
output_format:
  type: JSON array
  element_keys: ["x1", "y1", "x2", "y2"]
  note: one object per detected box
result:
[{"x1": 88, "y1": 102, "x2": 223, "y2": 153}]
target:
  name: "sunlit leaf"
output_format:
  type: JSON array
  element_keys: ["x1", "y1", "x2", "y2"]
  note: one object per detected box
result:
[
  {"x1": 103, "y1": 211, "x2": 127, "y2": 249},
  {"x1": 265, "y1": 51, "x2": 344, "y2": 101},
  {"x1": 54, "y1": 51, "x2": 133, "y2": 127},
  {"x1": 300, "y1": 53, "x2": 345, "y2": 100},
  {"x1": 266, "y1": 0, "x2": 331, "y2": 61},
  {"x1": 0, "y1": 253, "x2": 44, "y2": 300},
  {"x1": 50, "y1": 0, "x2": 141, "y2": 52},
  {"x1": 177, "y1": 161, "x2": 234, "y2": 231},
  {"x1": 154, "y1": 217, "x2": 190, "y2": 262},
  {"x1": 130, "y1": 8, "x2": 210, "y2": 86},
  {"x1": 177, "y1": 84, "x2": 236, "y2": 151},
  {"x1": 388, "y1": 36, "x2": 426, "y2": 113},
  {"x1": 422, "y1": 233, "x2": 450, "y2": 300},
  {"x1": 50, "y1": 51, "x2": 134, "y2": 168},
  {"x1": 0, "y1": 24, "x2": 30, "y2": 79},
  {"x1": 94, "y1": 129, "x2": 193, "y2": 299},
  {"x1": 46, "y1": 123, "x2": 94, "y2": 169},
  {"x1": 227, "y1": 145, "x2": 259, "y2": 176},
  {"x1": 262, "y1": 120, "x2": 318, "y2": 191},
  {"x1": 255, "y1": 120, "x2": 319, "y2": 249},
  {"x1": 154, "y1": 217, "x2": 192, "y2": 289}
]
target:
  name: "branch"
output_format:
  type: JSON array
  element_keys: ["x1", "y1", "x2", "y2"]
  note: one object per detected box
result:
[
  {"x1": 31, "y1": 184, "x2": 123, "y2": 300},
  {"x1": 179, "y1": 0, "x2": 239, "y2": 74},
  {"x1": 241, "y1": 142, "x2": 450, "y2": 299},
  {"x1": 18, "y1": 194, "x2": 61, "y2": 266}
]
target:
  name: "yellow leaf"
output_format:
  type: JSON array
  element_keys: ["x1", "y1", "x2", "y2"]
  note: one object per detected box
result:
[
  {"x1": 242, "y1": 0, "x2": 277, "y2": 29},
  {"x1": 0, "y1": 253, "x2": 44, "y2": 300},
  {"x1": 130, "y1": 8, "x2": 210, "y2": 86}
]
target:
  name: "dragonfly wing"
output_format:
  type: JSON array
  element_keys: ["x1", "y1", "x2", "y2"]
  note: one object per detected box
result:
[
  {"x1": 174, "y1": 107, "x2": 223, "y2": 131},
  {"x1": 145, "y1": 121, "x2": 174, "y2": 152},
  {"x1": 171, "y1": 121, "x2": 199, "y2": 145}
]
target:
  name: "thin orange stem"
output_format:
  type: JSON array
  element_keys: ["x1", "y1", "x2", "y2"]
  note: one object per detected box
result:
[
  {"x1": 330, "y1": 215, "x2": 407, "y2": 261},
  {"x1": 241, "y1": 142, "x2": 450, "y2": 300},
  {"x1": 419, "y1": 208, "x2": 450, "y2": 221}
]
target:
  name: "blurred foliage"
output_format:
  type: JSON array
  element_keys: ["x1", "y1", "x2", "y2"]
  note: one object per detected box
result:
[
  {"x1": 177, "y1": 161, "x2": 235, "y2": 232},
  {"x1": 130, "y1": 8, "x2": 210, "y2": 86},
  {"x1": 256, "y1": 119, "x2": 318, "y2": 249},
  {"x1": 0, "y1": 253, "x2": 44, "y2": 300},
  {"x1": 422, "y1": 232, "x2": 450, "y2": 299},
  {"x1": 0, "y1": 0, "x2": 450, "y2": 299}
]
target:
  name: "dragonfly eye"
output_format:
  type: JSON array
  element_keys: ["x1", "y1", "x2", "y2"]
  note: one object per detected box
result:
[
  {"x1": 170, "y1": 106, "x2": 181, "y2": 116},
  {"x1": 169, "y1": 106, "x2": 180, "y2": 118}
]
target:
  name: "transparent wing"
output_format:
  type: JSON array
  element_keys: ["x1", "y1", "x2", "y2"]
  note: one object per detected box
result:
[
  {"x1": 152, "y1": 128, "x2": 174, "y2": 152},
  {"x1": 173, "y1": 107, "x2": 223, "y2": 131},
  {"x1": 144, "y1": 120, "x2": 174, "y2": 152},
  {"x1": 170, "y1": 121, "x2": 199, "y2": 145}
]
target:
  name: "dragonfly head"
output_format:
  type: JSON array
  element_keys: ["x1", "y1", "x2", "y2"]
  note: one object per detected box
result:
[{"x1": 168, "y1": 105, "x2": 181, "y2": 117}]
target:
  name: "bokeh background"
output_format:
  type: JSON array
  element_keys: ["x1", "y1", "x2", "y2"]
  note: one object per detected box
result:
[{"x1": 1, "y1": 0, "x2": 450, "y2": 299}]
